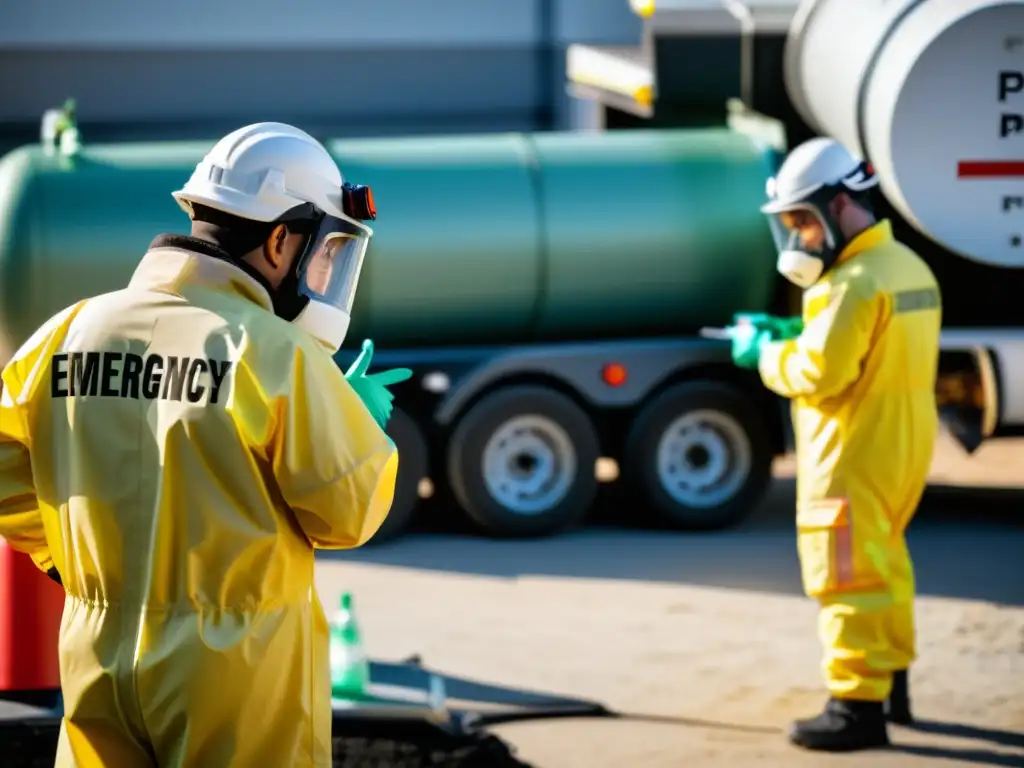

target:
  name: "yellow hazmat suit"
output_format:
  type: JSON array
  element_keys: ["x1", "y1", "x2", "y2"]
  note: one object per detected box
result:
[
  {"x1": 0, "y1": 245, "x2": 398, "y2": 767},
  {"x1": 758, "y1": 220, "x2": 940, "y2": 702}
]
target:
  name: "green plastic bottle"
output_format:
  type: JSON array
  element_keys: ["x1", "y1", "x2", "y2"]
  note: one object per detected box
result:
[{"x1": 329, "y1": 592, "x2": 369, "y2": 700}]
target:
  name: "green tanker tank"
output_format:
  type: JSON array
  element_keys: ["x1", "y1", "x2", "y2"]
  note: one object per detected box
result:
[{"x1": 0, "y1": 129, "x2": 778, "y2": 362}]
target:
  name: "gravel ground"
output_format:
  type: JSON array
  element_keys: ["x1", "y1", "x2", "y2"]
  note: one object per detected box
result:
[{"x1": 317, "y1": 435, "x2": 1024, "y2": 767}]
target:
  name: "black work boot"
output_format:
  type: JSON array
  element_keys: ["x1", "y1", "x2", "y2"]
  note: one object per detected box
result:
[
  {"x1": 886, "y1": 669, "x2": 913, "y2": 725},
  {"x1": 788, "y1": 698, "x2": 890, "y2": 752}
]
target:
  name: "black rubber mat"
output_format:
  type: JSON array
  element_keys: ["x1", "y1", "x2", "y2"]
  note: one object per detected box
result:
[
  {"x1": 0, "y1": 716, "x2": 533, "y2": 768},
  {"x1": 0, "y1": 657, "x2": 612, "y2": 767}
]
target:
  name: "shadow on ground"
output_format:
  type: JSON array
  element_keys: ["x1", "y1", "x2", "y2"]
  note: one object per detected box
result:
[
  {"x1": 903, "y1": 719, "x2": 1024, "y2": 750},
  {"x1": 891, "y1": 717, "x2": 1024, "y2": 767},
  {"x1": 321, "y1": 479, "x2": 1024, "y2": 606}
]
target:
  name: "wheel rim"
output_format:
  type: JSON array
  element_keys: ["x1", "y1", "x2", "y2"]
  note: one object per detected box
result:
[
  {"x1": 481, "y1": 415, "x2": 578, "y2": 515},
  {"x1": 655, "y1": 409, "x2": 752, "y2": 508}
]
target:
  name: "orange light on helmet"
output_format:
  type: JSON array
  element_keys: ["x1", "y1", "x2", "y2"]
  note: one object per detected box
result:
[
  {"x1": 601, "y1": 362, "x2": 628, "y2": 387},
  {"x1": 364, "y1": 185, "x2": 376, "y2": 219}
]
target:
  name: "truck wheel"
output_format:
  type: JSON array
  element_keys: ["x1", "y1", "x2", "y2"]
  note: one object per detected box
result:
[
  {"x1": 371, "y1": 408, "x2": 429, "y2": 544},
  {"x1": 447, "y1": 386, "x2": 599, "y2": 538},
  {"x1": 624, "y1": 381, "x2": 772, "y2": 530}
]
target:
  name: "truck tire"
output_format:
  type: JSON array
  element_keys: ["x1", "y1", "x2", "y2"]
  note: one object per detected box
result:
[
  {"x1": 624, "y1": 381, "x2": 772, "y2": 531},
  {"x1": 447, "y1": 386, "x2": 600, "y2": 538},
  {"x1": 371, "y1": 408, "x2": 429, "y2": 544}
]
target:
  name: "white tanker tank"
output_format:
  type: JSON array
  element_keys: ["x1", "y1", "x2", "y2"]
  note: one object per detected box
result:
[
  {"x1": 784, "y1": 0, "x2": 1024, "y2": 268},
  {"x1": 784, "y1": 0, "x2": 1024, "y2": 444}
]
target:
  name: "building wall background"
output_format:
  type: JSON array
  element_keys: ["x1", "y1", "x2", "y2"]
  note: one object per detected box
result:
[{"x1": 0, "y1": 0, "x2": 641, "y2": 143}]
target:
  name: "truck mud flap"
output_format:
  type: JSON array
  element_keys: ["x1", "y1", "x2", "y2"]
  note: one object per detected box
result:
[{"x1": 936, "y1": 348, "x2": 998, "y2": 454}]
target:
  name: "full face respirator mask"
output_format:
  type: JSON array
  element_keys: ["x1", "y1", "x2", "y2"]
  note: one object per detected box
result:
[
  {"x1": 762, "y1": 161, "x2": 877, "y2": 289},
  {"x1": 272, "y1": 182, "x2": 376, "y2": 353}
]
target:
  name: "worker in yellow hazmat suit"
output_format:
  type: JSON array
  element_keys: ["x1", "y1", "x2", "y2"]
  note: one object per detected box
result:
[
  {"x1": 728, "y1": 137, "x2": 941, "y2": 752},
  {"x1": 0, "y1": 122, "x2": 411, "y2": 767}
]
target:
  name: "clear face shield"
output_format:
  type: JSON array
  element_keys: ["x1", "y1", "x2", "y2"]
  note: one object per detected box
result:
[
  {"x1": 292, "y1": 215, "x2": 373, "y2": 353},
  {"x1": 765, "y1": 204, "x2": 839, "y2": 289}
]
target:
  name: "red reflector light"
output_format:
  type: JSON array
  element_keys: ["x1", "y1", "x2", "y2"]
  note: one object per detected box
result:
[{"x1": 602, "y1": 363, "x2": 628, "y2": 387}]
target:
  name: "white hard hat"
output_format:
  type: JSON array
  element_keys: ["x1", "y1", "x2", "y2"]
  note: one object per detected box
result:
[
  {"x1": 762, "y1": 137, "x2": 877, "y2": 214},
  {"x1": 173, "y1": 122, "x2": 349, "y2": 223},
  {"x1": 761, "y1": 137, "x2": 879, "y2": 288},
  {"x1": 174, "y1": 122, "x2": 378, "y2": 354}
]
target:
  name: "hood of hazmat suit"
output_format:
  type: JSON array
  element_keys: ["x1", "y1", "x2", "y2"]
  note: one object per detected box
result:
[
  {"x1": 757, "y1": 220, "x2": 941, "y2": 702},
  {"x1": 0, "y1": 238, "x2": 398, "y2": 767}
]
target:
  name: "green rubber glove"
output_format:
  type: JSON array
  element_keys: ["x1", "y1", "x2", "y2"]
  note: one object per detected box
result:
[
  {"x1": 728, "y1": 321, "x2": 772, "y2": 369},
  {"x1": 775, "y1": 316, "x2": 804, "y2": 340},
  {"x1": 344, "y1": 339, "x2": 413, "y2": 429},
  {"x1": 733, "y1": 312, "x2": 803, "y2": 341}
]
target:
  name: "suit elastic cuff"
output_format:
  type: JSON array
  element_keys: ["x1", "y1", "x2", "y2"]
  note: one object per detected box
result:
[
  {"x1": 31, "y1": 552, "x2": 55, "y2": 574},
  {"x1": 758, "y1": 340, "x2": 786, "y2": 382}
]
